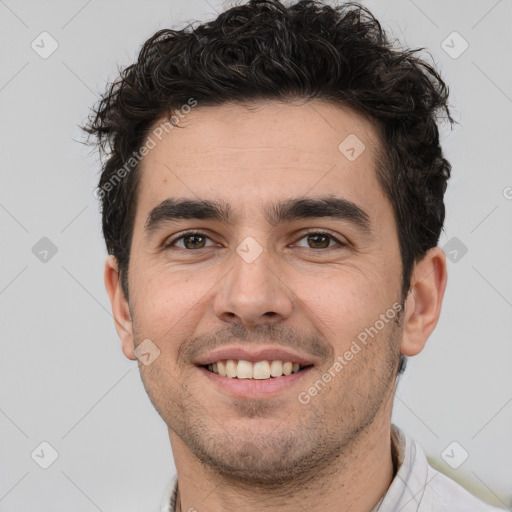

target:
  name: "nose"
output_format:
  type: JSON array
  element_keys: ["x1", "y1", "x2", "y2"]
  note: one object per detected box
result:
[{"x1": 212, "y1": 238, "x2": 294, "y2": 328}]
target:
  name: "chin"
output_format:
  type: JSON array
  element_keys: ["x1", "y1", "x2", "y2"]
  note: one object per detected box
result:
[{"x1": 184, "y1": 425, "x2": 338, "y2": 487}]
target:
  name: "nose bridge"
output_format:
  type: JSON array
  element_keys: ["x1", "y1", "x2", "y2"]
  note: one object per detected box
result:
[{"x1": 213, "y1": 234, "x2": 293, "y2": 325}]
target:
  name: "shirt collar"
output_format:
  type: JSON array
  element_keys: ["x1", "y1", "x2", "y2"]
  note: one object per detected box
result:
[{"x1": 375, "y1": 425, "x2": 430, "y2": 512}]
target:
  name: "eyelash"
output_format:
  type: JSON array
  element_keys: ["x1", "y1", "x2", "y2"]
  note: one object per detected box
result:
[{"x1": 163, "y1": 229, "x2": 347, "y2": 251}]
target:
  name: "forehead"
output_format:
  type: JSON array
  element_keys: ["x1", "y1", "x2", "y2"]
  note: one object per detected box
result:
[{"x1": 135, "y1": 100, "x2": 388, "y2": 225}]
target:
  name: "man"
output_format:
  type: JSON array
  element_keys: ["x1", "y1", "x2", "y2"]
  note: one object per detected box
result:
[{"x1": 83, "y1": 0, "x2": 504, "y2": 510}]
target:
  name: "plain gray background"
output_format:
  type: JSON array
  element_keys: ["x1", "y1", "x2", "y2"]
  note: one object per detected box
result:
[{"x1": 1, "y1": 0, "x2": 511, "y2": 510}]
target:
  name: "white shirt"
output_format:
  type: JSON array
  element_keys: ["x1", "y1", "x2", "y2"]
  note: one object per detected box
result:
[{"x1": 159, "y1": 424, "x2": 505, "y2": 511}]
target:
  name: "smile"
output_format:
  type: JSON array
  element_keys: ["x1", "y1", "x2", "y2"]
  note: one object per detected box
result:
[{"x1": 203, "y1": 359, "x2": 311, "y2": 380}]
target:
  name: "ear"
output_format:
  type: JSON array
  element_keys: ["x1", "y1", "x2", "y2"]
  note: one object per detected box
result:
[
  {"x1": 401, "y1": 246, "x2": 448, "y2": 357},
  {"x1": 104, "y1": 255, "x2": 136, "y2": 360}
]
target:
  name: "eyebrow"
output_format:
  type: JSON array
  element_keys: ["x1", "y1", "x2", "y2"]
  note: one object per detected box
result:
[{"x1": 144, "y1": 195, "x2": 372, "y2": 236}]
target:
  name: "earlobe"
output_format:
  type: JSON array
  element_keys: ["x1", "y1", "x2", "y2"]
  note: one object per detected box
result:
[
  {"x1": 401, "y1": 247, "x2": 448, "y2": 357},
  {"x1": 104, "y1": 255, "x2": 136, "y2": 360}
]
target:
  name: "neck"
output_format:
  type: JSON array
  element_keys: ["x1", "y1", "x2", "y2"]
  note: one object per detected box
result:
[{"x1": 170, "y1": 414, "x2": 396, "y2": 512}]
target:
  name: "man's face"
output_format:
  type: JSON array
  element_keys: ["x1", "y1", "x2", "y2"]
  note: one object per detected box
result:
[{"x1": 125, "y1": 100, "x2": 404, "y2": 483}]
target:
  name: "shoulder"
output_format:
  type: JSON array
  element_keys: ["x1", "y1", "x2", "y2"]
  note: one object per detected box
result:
[
  {"x1": 419, "y1": 464, "x2": 506, "y2": 511},
  {"x1": 381, "y1": 425, "x2": 506, "y2": 512}
]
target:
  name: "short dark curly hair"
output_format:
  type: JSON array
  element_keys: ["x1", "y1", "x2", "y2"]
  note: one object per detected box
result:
[{"x1": 83, "y1": 0, "x2": 454, "y2": 309}]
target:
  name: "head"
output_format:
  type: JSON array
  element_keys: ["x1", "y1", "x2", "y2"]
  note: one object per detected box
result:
[{"x1": 84, "y1": 0, "x2": 451, "y2": 484}]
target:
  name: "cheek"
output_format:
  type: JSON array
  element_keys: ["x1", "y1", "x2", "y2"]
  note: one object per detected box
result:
[
  {"x1": 296, "y1": 265, "x2": 396, "y2": 350},
  {"x1": 135, "y1": 260, "x2": 206, "y2": 308},
  {"x1": 130, "y1": 268, "x2": 209, "y2": 348},
  {"x1": 294, "y1": 271, "x2": 367, "y2": 330}
]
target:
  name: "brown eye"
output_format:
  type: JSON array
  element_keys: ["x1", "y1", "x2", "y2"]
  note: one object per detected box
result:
[
  {"x1": 294, "y1": 231, "x2": 346, "y2": 250},
  {"x1": 165, "y1": 232, "x2": 214, "y2": 250},
  {"x1": 182, "y1": 234, "x2": 207, "y2": 249},
  {"x1": 306, "y1": 233, "x2": 331, "y2": 249}
]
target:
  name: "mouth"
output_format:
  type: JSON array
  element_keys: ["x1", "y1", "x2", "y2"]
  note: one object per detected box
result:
[
  {"x1": 201, "y1": 359, "x2": 313, "y2": 380},
  {"x1": 194, "y1": 346, "x2": 317, "y2": 398}
]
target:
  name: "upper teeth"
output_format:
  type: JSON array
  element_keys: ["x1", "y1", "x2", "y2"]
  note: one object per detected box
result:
[{"x1": 207, "y1": 360, "x2": 302, "y2": 379}]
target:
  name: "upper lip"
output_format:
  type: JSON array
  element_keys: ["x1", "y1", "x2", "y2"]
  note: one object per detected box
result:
[{"x1": 193, "y1": 346, "x2": 317, "y2": 366}]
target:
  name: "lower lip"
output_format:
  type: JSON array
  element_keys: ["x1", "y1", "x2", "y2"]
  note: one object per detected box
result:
[{"x1": 198, "y1": 366, "x2": 313, "y2": 399}]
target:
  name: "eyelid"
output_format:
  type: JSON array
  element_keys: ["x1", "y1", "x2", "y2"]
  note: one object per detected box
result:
[
  {"x1": 293, "y1": 228, "x2": 348, "y2": 247},
  {"x1": 163, "y1": 229, "x2": 217, "y2": 249}
]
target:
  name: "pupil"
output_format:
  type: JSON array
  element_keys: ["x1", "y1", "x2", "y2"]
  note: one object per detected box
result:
[
  {"x1": 185, "y1": 235, "x2": 205, "y2": 249},
  {"x1": 309, "y1": 234, "x2": 329, "y2": 248}
]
